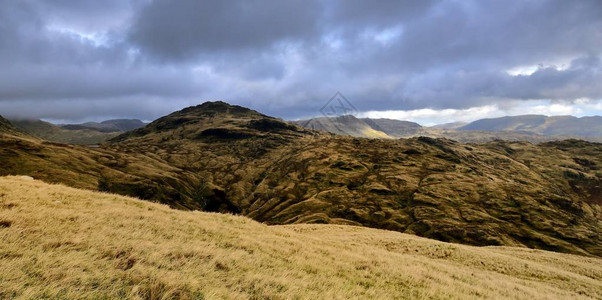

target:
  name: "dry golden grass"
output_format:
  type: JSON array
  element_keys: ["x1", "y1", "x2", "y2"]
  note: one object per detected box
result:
[{"x1": 0, "y1": 176, "x2": 601, "y2": 299}]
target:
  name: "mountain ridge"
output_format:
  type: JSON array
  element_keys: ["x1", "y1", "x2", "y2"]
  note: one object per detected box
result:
[
  {"x1": 295, "y1": 114, "x2": 602, "y2": 143},
  {"x1": 104, "y1": 102, "x2": 602, "y2": 256},
  {"x1": 459, "y1": 114, "x2": 602, "y2": 137},
  {"x1": 1, "y1": 101, "x2": 601, "y2": 256},
  {"x1": 61, "y1": 119, "x2": 146, "y2": 133},
  {"x1": 8, "y1": 118, "x2": 120, "y2": 145}
]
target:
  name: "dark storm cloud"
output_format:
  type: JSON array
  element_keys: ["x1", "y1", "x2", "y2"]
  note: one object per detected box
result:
[
  {"x1": 0, "y1": 0, "x2": 602, "y2": 121},
  {"x1": 129, "y1": 0, "x2": 323, "y2": 60}
]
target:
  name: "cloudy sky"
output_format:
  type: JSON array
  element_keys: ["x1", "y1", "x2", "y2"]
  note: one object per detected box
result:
[{"x1": 1, "y1": 0, "x2": 602, "y2": 125}]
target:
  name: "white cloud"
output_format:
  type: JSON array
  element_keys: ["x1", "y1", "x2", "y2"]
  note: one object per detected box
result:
[
  {"x1": 506, "y1": 58, "x2": 572, "y2": 76},
  {"x1": 357, "y1": 99, "x2": 602, "y2": 126}
]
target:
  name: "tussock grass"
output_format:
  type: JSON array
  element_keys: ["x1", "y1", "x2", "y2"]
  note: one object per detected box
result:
[{"x1": 0, "y1": 176, "x2": 601, "y2": 299}]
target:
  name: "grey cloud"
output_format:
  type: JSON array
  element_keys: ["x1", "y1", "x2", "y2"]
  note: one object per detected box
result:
[
  {"x1": 1, "y1": 0, "x2": 602, "y2": 121},
  {"x1": 129, "y1": 0, "x2": 323, "y2": 61}
]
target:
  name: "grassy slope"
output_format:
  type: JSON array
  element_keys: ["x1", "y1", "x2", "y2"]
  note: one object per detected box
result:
[
  {"x1": 0, "y1": 131, "x2": 212, "y2": 210},
  {"x1": 1, "y1": 176, "x2": 601, "y2": 299}
]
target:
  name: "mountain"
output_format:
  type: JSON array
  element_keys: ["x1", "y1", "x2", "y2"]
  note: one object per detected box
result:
[
  {"x1": 8, "y1": 118, "x2": 146, "y2": 144},
  {"x1": 431, "y1": 121, "x2": 468, "y2": 129},
  {"x1": 2, "y1": 176, "x2": 600, "y2": 299},
  {"x1": 9, "y1": 119, "x2": 120, "y2": 145},
  {"x1": 1, "y1": 101, "x2": 602, "y2": 256},
  {"x1": 294, "y1": 115, "x2": 428, "y2": 138},
  {"x1": 460, "y1": 115, "x2": 602, "y2": 137},
  {"x1": 109, "y1": 102, "x2": 602, "y2": 256},
  {"x1": 294, "y1": 115, "x2": 393, "y2": 138},
  {"x1": 295, "y1": 115, "x2": 602, "y2": 143},
  {"x1": 294, "y1": 115, "x2": 424, "y2": 138},
  {"x1": 362, "y1": 118, "x2": 423, "y2": 137},
  {"x1": 61, "y1": 119, "x2": 146, "y2": 133}
]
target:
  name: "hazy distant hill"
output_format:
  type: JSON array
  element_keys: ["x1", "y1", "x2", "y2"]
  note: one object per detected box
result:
[
  {"x1": 9, "y1": 119, "x2": 120, "y2": 144},
  {"x1": 294, "y1": 115, "x2": 394, "y2": 138},
  {"x1": 294, "y1": 115, "x2": 425, "y2": 138},
  {"x1": 361, "y1": 118, "x2": 423, "y2": 137},
  {"x1": 8, "y1": 118, "x2": 146, "y2": 144},
  {"x1": 431, "y1": 121, "x2": 468, "y2": 129},
  {"x1": 460, "y1": 115, "x2": 602, "y2": 137},
  {"x1": 61, "y1": 119, "x2": 146, "y2": 133},
  {"x1": 294, "y1": 115, "x2": 602, "y2": 143}
]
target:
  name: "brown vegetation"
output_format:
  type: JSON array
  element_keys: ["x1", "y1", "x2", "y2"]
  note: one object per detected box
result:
[
  {"x1": 1, "y1": 102, "x2": 601, "y2": 257},
  {"x1": 1, "y1": 176, "x2": 601, "y2": 299}
]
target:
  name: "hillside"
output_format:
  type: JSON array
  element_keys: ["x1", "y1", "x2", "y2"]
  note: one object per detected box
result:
[
  {"x1": 61, "y1": 119, "x2": 147, "y2": 133},
  {"x1": 109, "y1": 102, "x2": 602, "y2": 256},
  {"x1": 432, "y1": 121, "x2": 469, "y2": 129},
  {"x1": 0, "y1": 124, "x2": 212, "y2": 210},
  {"x1": 1, "y1": 176, "x2": 601, "y2": 299},
  {"x1": 2, "y1": 102, "x2": 602, "y2": 257},
  {"x1": 460, "y1": 115, "x2": 602, "y2": 137},
  {"x1": 9, "y1": 119, "x2": 119, "y2": 145},
  {"x1": 362, "y1": 118, "x2": 423, "y2": 136},
  {"x1": 295, "y1": 115, "x2": 602, "y2": 143},
  {"x1": 112, "y1": 101, "x2": 308, "y2": 142},
  {"x1": 294, "y1": 116, "x2": 394, "y2": 138}
]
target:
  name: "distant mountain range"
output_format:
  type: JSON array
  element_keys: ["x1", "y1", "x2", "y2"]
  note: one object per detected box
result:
[
  {"x1": 295, "y1": 114, "x2": 602, "y2": 143},
  {"x1": 60, "y1": 119, "x2": 147, "y2": 133},
  {"x1": 294, "y1": 116, "x2": 404, "y2": 138},
  {"x1": 7, "y1": 113, "x2": 602, "y2": 145},
  {"x1": 8, "y1": 118, "x2": 147, "y2": 144},
  {"x1": 456, "y1": 115, "x2": 602, "y2": 137}
]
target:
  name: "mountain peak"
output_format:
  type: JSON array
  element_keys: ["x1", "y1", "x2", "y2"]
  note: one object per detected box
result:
[
  {"x1": 110, "y1": 101, "x2": 306, "y2": 142},
  {"x1": 178, "y1": 101, "x2": 263, "y2": 118}
]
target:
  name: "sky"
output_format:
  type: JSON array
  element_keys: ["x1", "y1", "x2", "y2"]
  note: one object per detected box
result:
[{"x1": 1, "y1": 0, "x2": 602, "y2": 125}]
